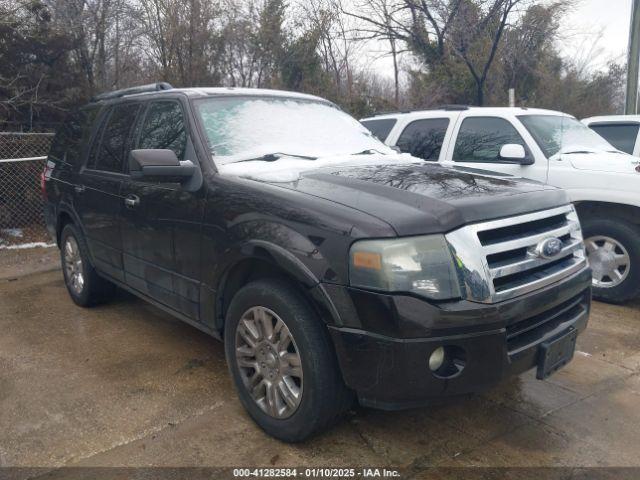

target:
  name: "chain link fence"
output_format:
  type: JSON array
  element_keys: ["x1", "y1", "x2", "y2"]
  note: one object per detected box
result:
[{"x1": 0, "y1": 132, "x2": 54, "y2": 247}]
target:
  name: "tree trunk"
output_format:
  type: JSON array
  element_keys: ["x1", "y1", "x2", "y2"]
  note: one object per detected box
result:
[
  {"x1": 476, "y1": 81, "x2": 484, "y2": 106},
  {"x1": 390, "y1": 37, "x2": 399, "y2": 107}
]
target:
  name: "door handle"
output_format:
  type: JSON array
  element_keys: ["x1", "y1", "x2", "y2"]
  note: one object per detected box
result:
[
  {"x1": 74, "y1": 185, "x2": 86, "y2": 194},
  {"x1": 124, "y1": 194, "x2": 140, "y2": 208}
]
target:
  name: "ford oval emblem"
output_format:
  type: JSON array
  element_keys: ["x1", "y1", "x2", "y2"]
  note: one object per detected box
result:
[{"x1": 536, "y1": 237, "x2": 564, "y2": 259}]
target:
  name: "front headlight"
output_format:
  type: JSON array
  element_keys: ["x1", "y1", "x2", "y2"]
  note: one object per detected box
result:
[{"x1": 349, "y1": 235, "x2": 461, "y2": 300}]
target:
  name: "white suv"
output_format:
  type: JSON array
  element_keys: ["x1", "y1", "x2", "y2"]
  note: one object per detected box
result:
[{"x1": 362, "y1": 107, "x2": 640, "y2": 303}]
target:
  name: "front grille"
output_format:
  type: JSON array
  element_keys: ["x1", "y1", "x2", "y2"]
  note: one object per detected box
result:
[
  {"x1": 446, "y1": 205, "x2": 588, "y2": 303},
  {"x1": 506, "y1": 291, "x2": 589, "y2": 355}
]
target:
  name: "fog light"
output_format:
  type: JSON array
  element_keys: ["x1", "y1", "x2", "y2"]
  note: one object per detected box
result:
[{"x1": 429, "y1": 347, "x2": 445, "y2": 371}]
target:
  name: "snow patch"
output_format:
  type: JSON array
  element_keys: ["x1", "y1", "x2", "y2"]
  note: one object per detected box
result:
[
  {"x1": 218, "y1": 153, "x2": 420, "y2": 183},
  {"x1": 1, "y1": 228, "x2": 24, "y2": 238},
  {"x1": 197, "y1": 96, "x2": 395, "y2": 163},
  {"x1": 0, "y1": 242, "x2": 55, "y2": 250}
]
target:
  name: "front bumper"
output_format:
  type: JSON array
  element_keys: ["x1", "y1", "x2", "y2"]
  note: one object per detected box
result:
[{"x1": 324, "y1": 267, "x2": 592, "y2": 410}]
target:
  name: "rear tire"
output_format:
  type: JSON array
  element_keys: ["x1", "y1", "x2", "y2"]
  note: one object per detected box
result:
[
  {"x1": 581, "y1": 217, "x2": 640, "y2": 304},
  {"x1": 224, "y1": 279, "x2": 352, "y2": 442},
  {"x1": 60, "y1": 224, "x2": 116, "y2": 307}
]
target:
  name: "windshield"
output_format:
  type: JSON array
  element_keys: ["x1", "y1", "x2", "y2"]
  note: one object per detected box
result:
[
  {"x1": 194, "y1": 96, "x2": 393, "y2": 164},
  {"x1": 518, "y1": 115, "x2": 615, "y2": 157}
]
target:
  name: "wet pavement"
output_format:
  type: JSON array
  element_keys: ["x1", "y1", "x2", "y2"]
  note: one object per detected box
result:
[{"x1": 1, "y1": 254, "x2": 639, "y2": 473}]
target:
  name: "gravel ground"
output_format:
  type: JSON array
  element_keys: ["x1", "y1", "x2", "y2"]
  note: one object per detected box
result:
[{"x1": 0, "y1": 245, "x2": 58, "y2": 280}]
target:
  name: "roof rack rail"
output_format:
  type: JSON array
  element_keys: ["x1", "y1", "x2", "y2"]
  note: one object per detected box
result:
[
  {"x1": 373, "y1": 109, "x2": 412, "y2": 116},
  {"x1": 92, "y1": 82, "x2": 173, "y2": 102},
  {"x1": 438, "y1": 104, "x2": 470, "y2": 111},
  {"x1": 371, "y1": 104, "x2": 471, "y2": 116}
]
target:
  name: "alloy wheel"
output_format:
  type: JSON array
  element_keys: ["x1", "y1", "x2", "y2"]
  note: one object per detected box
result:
[
  {"x1": 585, "y1": 235, "x2": 631, "y2": 288},
  {"x1": 235, "y1": 306, "x2": 303, "y2": 419},
  {"x1": 64, "y1": 236, "x2": 84, "y2": 295}
]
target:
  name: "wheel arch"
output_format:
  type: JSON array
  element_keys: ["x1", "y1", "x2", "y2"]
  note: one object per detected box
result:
[
  {"x1": 574, "y1": 201, "x2": 640, "y2": 226},
  {"x1": 55, "y1": 205, "x2": 82, "y2": 247},
  {"x1": 213, "y1": 241, "x2": 343, "y2": 337}
]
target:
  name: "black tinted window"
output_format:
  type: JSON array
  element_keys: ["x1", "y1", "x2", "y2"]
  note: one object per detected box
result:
[
  {"x1": 86, "y1": 110, "x2": 108, "y2": 169},
  {"x1": 361, "y1": 119, "x2": 397, "y2": 142},
  {"x1": 94, "y1": 103, "x2": 140, "y2": 172},
  {"x1": 397, "y1": 118, "x2": 449, "y2": 161},
  {"x1": 589, "y1": 124, "x2": 639, "y2": 154},
  {"x1": 453, "y1": 117, "x2": 526, "y2": 162},
  {"x1": 139, "y1": 102, "x2": 187, "y2": 160},
  {"x1": 49, "y1": 106, "x2": 99, "y2": 166}
]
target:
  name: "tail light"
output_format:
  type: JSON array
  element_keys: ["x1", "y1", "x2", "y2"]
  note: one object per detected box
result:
[{"x1": 41, "y1": 160, "x2": 55, "y2": 198}]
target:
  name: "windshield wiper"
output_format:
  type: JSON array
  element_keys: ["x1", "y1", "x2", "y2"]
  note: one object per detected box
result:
[{"x1": 229, "y1": 152, "x2": 317, "y2": 164}]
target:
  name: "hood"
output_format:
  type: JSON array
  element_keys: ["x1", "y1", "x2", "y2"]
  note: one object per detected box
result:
[
  {"x1": 565, "y1": 151, "x2": 640, "y2": 174},
  {"x1": 221, "y1": 156, "x2": 568, "y2": 236}
]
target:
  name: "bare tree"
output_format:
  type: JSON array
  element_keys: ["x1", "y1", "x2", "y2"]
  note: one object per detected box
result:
[
  {"x1": 216, "y1": 0, "x2": 287, "y2": 88},
  {"x1": 452, "y1": 0, "x2": 530, "y2": 105},
  {"x1": 340, "y1": 0, "x2": 409, "y2": 106},
  {"x1": 344, "y1": 0, "x2": 534, "y2": 105},
  {"x1": 500, "y1": 2, "x2": 565, "y2": 102},
  {"x1": 296, "y1": 0, "x2": 361, "y2": 99},
  {"x1": 138, "y1": 0, "x2": 221, "y2": 86},
  {"x1": 0, "y1": 1, "x2": 75, "y2": 127}
]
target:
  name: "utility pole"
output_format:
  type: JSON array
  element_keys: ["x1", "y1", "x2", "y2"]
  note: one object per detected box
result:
[{"x1": 626, "y1": 0, "x2": 640, "y2": 114}]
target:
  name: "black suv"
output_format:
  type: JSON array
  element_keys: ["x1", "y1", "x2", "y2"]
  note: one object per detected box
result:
[{"x1": 44, "y1": 84, "x2": 592, "y2": 442}]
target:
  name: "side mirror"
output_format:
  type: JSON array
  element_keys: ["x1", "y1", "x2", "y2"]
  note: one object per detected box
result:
[
  {"x1": 129, "y1": 149, "x2": 195, "y2": 182},
  {"x1": 499, "y1": 144, "x2": 533, "y2": 165}
]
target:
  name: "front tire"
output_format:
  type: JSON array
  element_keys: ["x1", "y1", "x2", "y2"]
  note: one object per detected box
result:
[
  {"x1": 582, "y1": 217, "x2": 640, "y2": 303},
  {"x1": 60, "y1": 224, "x2": 116, "y2": 307},
  {"x1": 224, "y1": 279, "x2": 352, "y2": 442}
]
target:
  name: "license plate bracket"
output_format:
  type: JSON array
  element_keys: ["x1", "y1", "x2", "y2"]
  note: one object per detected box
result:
[{"x1": 536, "y1": 327, "x2": 577, "y2": 380}]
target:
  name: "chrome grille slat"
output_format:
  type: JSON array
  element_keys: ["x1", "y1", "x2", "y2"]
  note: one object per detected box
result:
[
  {"x1": 489, "y1": 238, "x2": 584, "y2": 279},
  {"x1": 482, "y1": 222, "x2": 579, "y2": 255},
  {"x1": 445, "y1": 205, "x2": 588, "y2": 304}
]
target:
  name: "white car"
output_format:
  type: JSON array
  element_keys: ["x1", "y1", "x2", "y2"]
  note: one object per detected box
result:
[{"x1": 362, "y1": 107, "x2": 640, "y2": 303}]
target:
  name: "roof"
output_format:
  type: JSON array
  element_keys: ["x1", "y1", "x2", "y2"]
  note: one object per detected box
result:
[
  {"x1": 105, "y1": 85, "x2": 327, "y2": 103},
  {"x1": 361, "y1": 106, "x2": 570, "y2": 122},
  {"x1": 582, "y1": 115, "x2": 640, "y2": 124}
]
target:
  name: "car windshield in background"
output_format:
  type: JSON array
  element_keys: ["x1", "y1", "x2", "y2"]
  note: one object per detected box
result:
[
  {"x1": 518, "y1": 115, "x2": 615, "y2": 158},
  {"x1": 361, "y1": 118, "x2": 397, "y2": 142},
  {"x1": 194, "y1": 96, "x2": 392, "y2": 165}
]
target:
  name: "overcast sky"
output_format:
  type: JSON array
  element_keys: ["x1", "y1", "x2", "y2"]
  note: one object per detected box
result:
[
  {"x1": 365, "y1": 0, "x2": 633, "y2": 79},
  {"x1": 558, "y1": 0, "x2": 632, "y2": 67}
]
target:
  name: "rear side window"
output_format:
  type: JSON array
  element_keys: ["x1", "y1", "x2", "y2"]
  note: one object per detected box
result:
[
  {"x1": 92, "y1": 103, "x2": 141, "y2": 172},
  {"x1": 138, "y1": 101, "x2": 187, "y2": 160},
  {"x1": 49, "y1": 107, "x2": 100, "y2": 167},
  {"x1": 361, "y1": 119, "x2": 397, "y2": 142},
  {"x1": 589, "y1": 123, "x2": 639, "y2": 154},
  {"x1": 396, "y1": 118, "x2": 449, "y2": 161},
  {"x1": 86, "y1": 112, "x2": 107, "y2": 170},
  {"x1": 453, "y1": 117, "x2": 527, "y2": 162}
]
